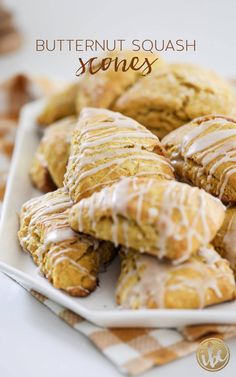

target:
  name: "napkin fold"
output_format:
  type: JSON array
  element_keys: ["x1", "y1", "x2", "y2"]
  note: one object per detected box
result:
[{"x1": 29, "y1": 289, "x2": 236, "y2": 376}]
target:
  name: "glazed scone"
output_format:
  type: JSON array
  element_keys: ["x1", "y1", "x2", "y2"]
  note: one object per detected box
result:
[
  {"x1": 18, "y1": 188, "x2": 116, "y2": 296},
  {"x1": 213, "y1": 206, "x2": 236, "y2": 275},
  {"x1": 37, "y1": 83, "x2": 78, "y2": 126},
  {"x1": 163, "y1": 115, "x2": 236, "y2": 203},
  {"x1": 64, "y1": 107, "x2": 174, "y2": 202},
  {"x1": 69, "y1": 178, "x2": 225, "y2": 263},
  {"x1": 76, "y1": 50, "x2": 164, "y2": 112},
  {"x1": 113, "y1": 64, "x2": 236, "y2": 138},
  {"x1": 30, "y1": 116, "x2": 76, "y2": 191},
  {"x1": 116, "y1": 247, "x2": 235, "y2": 309}
]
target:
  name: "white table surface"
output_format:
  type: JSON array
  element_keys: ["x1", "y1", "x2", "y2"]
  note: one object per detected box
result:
[{"x1": 0, "y1": 0, "x2": 236, "y2": 376}]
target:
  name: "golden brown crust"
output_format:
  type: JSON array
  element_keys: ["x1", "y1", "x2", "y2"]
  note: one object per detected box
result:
[
  {"x1": 113, "y1": 64, "x2": 236, "y2": 139},
  {"x1": 212, "y1": 206, "x2": 236, "y2": 275},
  {"x1": 30, "y1": 116, "x2": 76, "y2": 191},
  {"x1": 69, "y1": 178, "x2": 225, "y2": 263},
  {"x1": 37, "y1": 83, "x2": 78, "y2": 127},
  {"x1": 116, "y1": 247, "x2": 236, "y2": 309},
  {"x1": 29, "y1": 145, "x2": 57, "y2": 193},
  {"x1": 163, "y1": 114, "x2": 236, "y2": 203},
  {"x1": 18, "y1": 188, "x2": 116, "y2": 296},
  {"x1": 37, "y1": 52, "x2": 165, "y2": 127},
  {"x1": 76, "y1": 51, "x2": 164, "y2": 113},
  {"x1": 64, "y1": 107, "x2": 173, "y2": 202}
]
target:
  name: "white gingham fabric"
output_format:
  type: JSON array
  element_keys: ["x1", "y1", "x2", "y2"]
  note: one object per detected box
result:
[{"x1": 29, "y1": 289, "x2": 236, "y2": 376}]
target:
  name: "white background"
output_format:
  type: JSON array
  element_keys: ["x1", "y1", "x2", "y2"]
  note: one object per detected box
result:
[
  {"x1": 0, "y1": 0, "x2": 236, "y2": 376},
  {"x1": 1, "y1": 0, "x2": 236, "y2": 80}
]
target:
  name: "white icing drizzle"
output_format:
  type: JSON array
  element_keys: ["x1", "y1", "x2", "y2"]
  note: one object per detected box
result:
[
  {"x1": 198, "y1": 246, "x2": 220, "y2": 264},
  {"x1": 136, "y1": 179, "x2": 154, "y2": 225},
  {"x1": 79, "y1": 133, "x2": 156, "y2": 153},
  {"x1": 44, "y1": 227, "x2": 78, "y2": 246},
  {"x1": 19, "y1": 189, "x2": 101, "y2": 292},
  {"x1": 185, "y1": 130, "x2": 236, "y2": 157},
  {"x1": 77, "y1": 178, "x2": 223, "y2": 261},
  {"x1": 65, "y1": 285, "x2": 90, "y2": 294},
  {"x1": 36, "y1": 152, "x2": 48, "y2": 168},
  {"x1": 64, "y1": 107, "x2": 173, "y2": 200},
  {"x1": 167, "y1": 116, "x2": 236, "y2": 200},
  {"x1": 117, "y1": 247, "x2": 233, "y2": 309},
  {"x1": 155, "y1": 181, "x2": 212, "y2": 261}
]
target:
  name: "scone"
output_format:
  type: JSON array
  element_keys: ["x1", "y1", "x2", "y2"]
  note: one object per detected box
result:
[
  {"x1": 163, "y1": 114, "x2": 236, "y2": 203},
  {"x1": 64, "y1": 107, "x2": 174, "y2": 202},
  {"x1": 30, "y1": 116, "x2": 76, "y2": 191},
  {"x1": 18, "y1": 188, "x2": 116, "y2": 296},
  {"x1": 37, "y1": 83, "x2": 78, "y2": 126},
  {"x1": 116, "y1": 247, "x2": 235, "y2": 309},
  {"x1": 76, "y1": 50, "x2": 164, "y2": 112},
  {"x1": 37, "y1": 51, "x2": 164, "y2": 127},
  {"x1": 69, "y1": 178, "x2": 225, "y2": 263},
  {"x1": 213, "y1": 206, "x2": 236, "y2": 275},
  {"x1": 113, "y1": 64, "x2": 236, "y2": 138}
]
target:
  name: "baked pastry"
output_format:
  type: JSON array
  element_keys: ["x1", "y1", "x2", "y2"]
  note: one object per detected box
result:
[
  {"x1": 37, "y1": 51, "x2": 164, "y2": 127},
  {"x1": 64, "y1": 107, "x2": 174, "y2": 202},
  {"x1": 69, "y1": 178, "x2": 225, "y2": 263},
  {"x1": 30, "y1": 116, "x2": 76, "y2": 192},
  {"x1": 29, "y1": 147, "x2": 56, "y2": 193},
  {"x1": 116, "y1": 247, "x2": 235, "y2": 309},
  {"x1": 113, "y1": 64, "x2": 236, "y2": 138},
  {"x1": 163, "y1": 114, "x2": 236, "y2": 203},
  {"x1": 76, "y1": 50, "x2": 164, "y2": 112},
  {"x1": 37, "y1": 83, "x2": 78, "y2": 126},
  {"x1": 18, "y1": 188, "x2": 116, "y2": 296},
  {"x1": 213, "y1": 206, "x2": 236, "y2": 275}
]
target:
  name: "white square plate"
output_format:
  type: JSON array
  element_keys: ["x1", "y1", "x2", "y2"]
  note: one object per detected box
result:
[{"x1": 0, "y1": 100, "x2": 236, "y2": 328}]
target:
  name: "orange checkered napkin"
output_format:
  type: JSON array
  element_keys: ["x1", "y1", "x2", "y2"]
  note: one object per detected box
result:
[{"x1": 30, "y1": 290, "x2": 236, "y2": 376}]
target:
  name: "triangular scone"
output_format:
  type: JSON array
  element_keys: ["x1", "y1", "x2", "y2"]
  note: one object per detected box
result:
[
  {"x1": 113, "y1": 64, "x2": 236, "y2": 139},
  {"x1": 30, "y1": 116, "x2": 76, "y2": 192},
  {"x1": 163, "y1": 114, "x2": 236, "y2": 203},
  {"x1": 116, "y1": 247, "x2": 236, "y2": 309},
  {"x1": 18, "y1": 188, "x2": 115, "y2": 296},
  {"x1": 69, "y1": 178, "x2": 225, "y2": 263},
  {"x1": 213, "y1": 206, "x2": 236, "y2": 275},
  {"x1": 64, "y1": 107, "x2": 174, "y2": 202}
]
